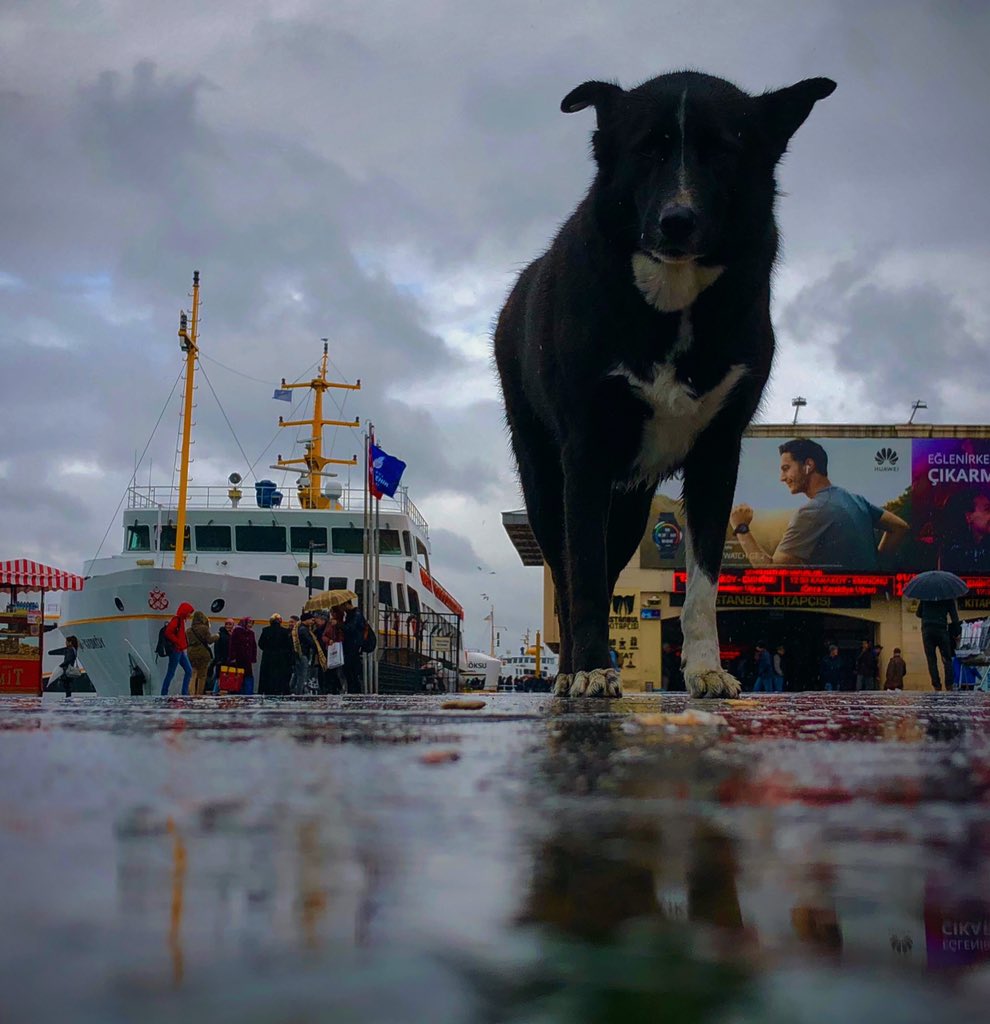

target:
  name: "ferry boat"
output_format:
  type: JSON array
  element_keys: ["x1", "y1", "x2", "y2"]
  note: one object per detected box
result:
[
  {"x1": 500, "y1": 638, "x2": 559, "y2": 682},
  {"x1": 60, "y1": 273, "x2": 464, "y2": 695}
]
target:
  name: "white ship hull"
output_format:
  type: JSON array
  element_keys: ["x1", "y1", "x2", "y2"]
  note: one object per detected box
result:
[{"x1": 60, "y1": 568, "x2": 329, "y2": 695}]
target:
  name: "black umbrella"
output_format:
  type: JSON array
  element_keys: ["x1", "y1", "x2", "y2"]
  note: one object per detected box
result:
[{"x1": 903, "y1": 571, "x2": 969, "y2": 601}]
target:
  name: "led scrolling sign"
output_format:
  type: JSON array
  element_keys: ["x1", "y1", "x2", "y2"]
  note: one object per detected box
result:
[{"x1": 671, "y1": 571, "x2": 990, "y2": 599}]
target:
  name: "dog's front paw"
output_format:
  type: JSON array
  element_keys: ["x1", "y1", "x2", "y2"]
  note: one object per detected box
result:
[
  {"x1": 569, "y1": 668, "x2": 622, "y2": 698},
  {"x1": 685, "y1": 666, "x2": 741, "y2": 699},
  {"x1": 552, "y1": 673, "x2": 573, "y2": 696}
]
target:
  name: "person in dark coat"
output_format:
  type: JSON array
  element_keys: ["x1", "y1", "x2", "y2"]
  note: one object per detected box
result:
[
  {"x1": 338, "y1": 600, "x2": 367, "y2": 694},
  {"x1": 258, "y1": 614, "x2": 293, "y2": 695},
  {"x1": 228, "y1": 617, "x2": 258, "y2": 695},
  {"x1": 854, "y1": 640, "x2": 878, "y2": 691},
  {"x1": 916, "y1": 598, "x2": 960, "y2": 691},
  {"x1": 211, "y1": 618, "x2": 235, "y2": 694},
  {"x1": 819, "y1": 645, "x2": 845, "y2": 692},
  {"x1": 884, "y1": 648, "x2": 907, "y2": 690}
]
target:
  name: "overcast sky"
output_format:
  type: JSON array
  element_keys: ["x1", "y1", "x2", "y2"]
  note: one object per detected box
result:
[{"x1": 1, "y1": 0, "x2": 988, "y2": 652}]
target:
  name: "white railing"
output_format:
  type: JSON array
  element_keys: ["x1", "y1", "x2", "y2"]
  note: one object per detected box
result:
[{"x1": 125, "y1": 484, "x2": 428, "y2": 537}]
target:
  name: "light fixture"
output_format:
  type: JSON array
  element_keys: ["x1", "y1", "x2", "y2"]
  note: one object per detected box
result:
[
  {"x1": 908, "y1": 400, "x2": 928, "y2": 424},
  {"x1": 791, "y1": 396, "x2": 807, "y2": 425}
]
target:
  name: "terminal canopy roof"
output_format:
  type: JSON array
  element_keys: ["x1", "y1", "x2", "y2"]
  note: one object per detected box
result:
[{"x1": 0, "y1": 559, "x2": 85, "y2": 592}]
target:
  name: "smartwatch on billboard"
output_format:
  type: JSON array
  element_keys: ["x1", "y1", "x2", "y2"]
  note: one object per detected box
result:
[
  {"x1": 652, "y1": 513, "x2": 683, "y2": 558},
  {"x1": 733, "y1": 523, "x2": 750, "y2": 536}
]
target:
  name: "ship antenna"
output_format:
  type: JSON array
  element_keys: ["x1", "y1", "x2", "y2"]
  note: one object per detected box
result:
[{"x1": 273, "y1": 338, "x2": 361, "y2": 509}]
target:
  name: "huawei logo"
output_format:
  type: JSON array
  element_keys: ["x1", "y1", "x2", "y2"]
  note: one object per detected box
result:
[
  {"x1": 890, "y1": 933, "x2": 913, "y2": 954},
  {"x1": 875, "y1": 447, "x2": 900, "y2": 471}
]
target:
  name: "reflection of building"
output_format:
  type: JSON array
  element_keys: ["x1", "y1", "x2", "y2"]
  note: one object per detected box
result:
[{"x1": 503, "y1": 424, "x2": 990, "y2": 692}]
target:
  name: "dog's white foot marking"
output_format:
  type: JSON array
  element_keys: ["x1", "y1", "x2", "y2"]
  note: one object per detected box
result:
[
  {"x1": 552, "y1": 673, "x2": 573, "y2": 696},
  {"x1": 569, "y1": 668, "x2": 622, "y2": 698},
  {"x1": 685, "y1": 666, "x2": 741, "y2": 699}
]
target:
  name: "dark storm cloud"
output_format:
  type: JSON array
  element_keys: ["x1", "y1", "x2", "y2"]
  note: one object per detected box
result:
[
  {"x1": 779, "y1": 258, "x2": 984, "y2": 417},
  {"x1": 1, "y1": 0, "x2": 988, "y2": 646}
]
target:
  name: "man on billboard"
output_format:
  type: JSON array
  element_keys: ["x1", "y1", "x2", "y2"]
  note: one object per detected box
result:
[
  {"x1": 729, "y1": 439, "x2": 909, "y2": 569},
  {"x1": 939, "y1": 488, "x2": 990, "y2": 572}
]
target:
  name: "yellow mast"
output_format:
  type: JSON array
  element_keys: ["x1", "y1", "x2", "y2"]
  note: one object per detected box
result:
[
  {"x1": 173, "y1": 271, "x2": 200, "y2": 571},
  {"x1": 274, "y1": 340, "x2": 360, "y2": 509}
]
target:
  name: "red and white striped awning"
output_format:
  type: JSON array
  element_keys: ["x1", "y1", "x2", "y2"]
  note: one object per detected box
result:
[{"x1": 0, "y1": 559, "x2": 85, "y2": 592}]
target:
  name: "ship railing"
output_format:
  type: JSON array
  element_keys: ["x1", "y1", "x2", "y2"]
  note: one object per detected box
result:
[{"x1": 126, "y1": 484, "x2": 428, "y2": 535}]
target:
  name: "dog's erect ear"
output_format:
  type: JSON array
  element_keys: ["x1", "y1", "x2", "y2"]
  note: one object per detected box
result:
[
  {"x1": 560, "y1": 80, "x2": 624, "y2": 122},
  {"x1": 760, "y1": 77, "x2": 836, "y2": 153}
]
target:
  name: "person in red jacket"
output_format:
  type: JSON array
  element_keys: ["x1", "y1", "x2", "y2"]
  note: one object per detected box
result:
[
  {"x1": 160, "y1": 601, "x2": 194, "y2": 696},
  {"x1": 228, "y1": 617, "x2": 258, "y2": 696}
]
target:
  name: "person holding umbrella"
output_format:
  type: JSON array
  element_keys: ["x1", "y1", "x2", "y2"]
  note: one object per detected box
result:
[{"x1": 904, "y1": 571, "x2": 967, "y2": 691}]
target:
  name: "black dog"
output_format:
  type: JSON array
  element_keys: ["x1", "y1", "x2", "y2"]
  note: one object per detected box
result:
[{"x1": 495, "y1": 71, "x2": 834, "y2": 697}]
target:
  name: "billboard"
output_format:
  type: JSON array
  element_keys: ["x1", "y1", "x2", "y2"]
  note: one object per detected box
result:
[
  {"x1": 639, "y1": 435, "x2": 990, "y2": 576},
  {"x1": 912, "y1": 439, "x2": 990, "y2": 573}
]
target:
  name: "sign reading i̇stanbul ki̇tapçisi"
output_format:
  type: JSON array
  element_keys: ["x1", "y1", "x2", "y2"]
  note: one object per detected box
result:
[{"x1": 641, "y1": 436, "x2": 990, "y2": 578}]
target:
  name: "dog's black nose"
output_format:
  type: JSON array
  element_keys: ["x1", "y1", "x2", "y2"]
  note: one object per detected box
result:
[{"x1": 659, "y1": 205, "x2": 698, "y2": 244}]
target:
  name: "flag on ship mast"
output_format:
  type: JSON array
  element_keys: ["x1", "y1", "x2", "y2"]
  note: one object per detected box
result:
[
  {"x1": 272, "y1": 388, "x2": 292, "y2": 402},
  {"x1": 368, "y1": 439, "x2": 407, "y2": 500}
]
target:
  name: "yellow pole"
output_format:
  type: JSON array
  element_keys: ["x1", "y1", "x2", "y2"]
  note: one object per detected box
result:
[
  {"x1": 535, "y1": 629, "x2": 541, "y2": 677},
  {"x1": 173, "y1": 271, "x2": 200, "y2": 571}
]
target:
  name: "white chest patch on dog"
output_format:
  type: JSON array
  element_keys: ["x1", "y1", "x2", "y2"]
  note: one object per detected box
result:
[
  {"x1": 632, "y1": 253, "x2": 724, "y2": 313},
  {"x1": 611, "y1": 360, "x2": 747, "y2": 486}
]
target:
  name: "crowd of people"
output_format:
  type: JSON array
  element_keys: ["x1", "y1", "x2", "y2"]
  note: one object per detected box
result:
[
  {"x1": 659, "y1": 638, "x2": 915, "y2": 693},
  {"x1": 158, "y1": 598, "x2": 370, "y2": 696}
]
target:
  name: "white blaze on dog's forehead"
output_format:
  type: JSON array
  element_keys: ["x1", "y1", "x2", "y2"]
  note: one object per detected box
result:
[
  {"x1": 677, "y1": 88, "x2": 688, "y2": 192},
  {"x1": 610, "y1": 362, "x2": 746, "y2": 485},
  {"x1": 631, "y1": 253, "x2": 723, "y2": 312}
]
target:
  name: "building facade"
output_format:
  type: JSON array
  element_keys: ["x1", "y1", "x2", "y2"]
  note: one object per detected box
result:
[{"x1": 506, "y1": 424, "x2": 990, "y2": 692}]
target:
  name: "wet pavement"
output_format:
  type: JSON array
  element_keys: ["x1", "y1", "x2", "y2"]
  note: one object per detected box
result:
[{"x1": 3, "y1": 692, "x2": 990, "y2": 1023}]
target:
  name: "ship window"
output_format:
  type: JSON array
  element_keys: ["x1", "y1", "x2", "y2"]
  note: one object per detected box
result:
[
  {"x1": 305, "y1": 576, "x2": 324, "y2": 591},
  {"x1": 396, "y1": 584, "x2": 407, "y2": 612},
  {"x1": 379, "y1": 530, "x2": 402, "y2": 555},
  {"x1": 290, "y1": 526, "x2": 327, "y2": 553},
  {"x1": 379, "y1": 582, "x2": 393, "y2": 607},
  {"x1": 236, "y1": 525, "x2": 286, "y2": 552},
  {"x1": 331, "y1": 527, "x2": 364, "y2": 554},
  {"x1": 280, "y1": 575, "x2": 299, "y2": 586},
  {"x1": 327, "y1": 577, "x2": 348, "y2": 591},
  {"x1": 195, "y1": 525, "x2": 231, "y2": 552},
  {"x1": 259, "y1": 575, "x2": 277, "y2": 583},
  {"x1": 158, "y1": 525, "x2": 190, "y2": 551},
  {"x1": 407, "y1": 586, "x2": 421, "y2": 615},
  {"x1": 402, "y1": 531, "x2": 412, "y2": 556},
  {"x1": 126, "y1": 525, "x2": 151, "y2": 551}
]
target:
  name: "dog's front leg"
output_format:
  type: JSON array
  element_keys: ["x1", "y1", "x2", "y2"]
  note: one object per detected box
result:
[
  {"x1": 680, "y1": 435, "x2": 742, "y2": 699},
  {"x1": 557, "y1": 458, "x2": 621, "y2": 698}
]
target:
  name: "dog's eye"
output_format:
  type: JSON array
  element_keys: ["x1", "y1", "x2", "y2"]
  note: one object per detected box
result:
[{"x1": 639, "y1": 130, "x2": 673, "y2": 160}]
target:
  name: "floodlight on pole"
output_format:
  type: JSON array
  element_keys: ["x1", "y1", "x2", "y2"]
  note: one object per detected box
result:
[
  {"x1": 908, "y1": 400, "x2": 928, "y2": 424},
  {"x1": 791, "y1": 397, "x2": 807, "y2": 425}
]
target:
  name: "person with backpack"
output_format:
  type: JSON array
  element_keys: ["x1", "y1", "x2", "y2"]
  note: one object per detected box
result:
[{"x1": 159, "y1": 602, "x2": 194, "y2": 695}]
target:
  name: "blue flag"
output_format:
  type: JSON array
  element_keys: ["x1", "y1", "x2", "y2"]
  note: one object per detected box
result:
[
  {"x1": 369, "y1": 443, "x2": 406, "y2": 499},
  {"x1": 272, "y1": 388, "x2": 292, "y2": 402}
]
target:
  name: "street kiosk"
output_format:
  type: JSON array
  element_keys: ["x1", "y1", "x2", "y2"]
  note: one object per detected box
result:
[{"x1": 0, "y1": 560, "x2": 85, "y2": 695}]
